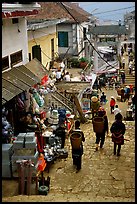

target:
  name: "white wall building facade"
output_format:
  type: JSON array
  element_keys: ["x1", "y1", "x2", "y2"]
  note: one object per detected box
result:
[{"x1": 2, "y1": 3, "x2": 41, "y2": 72}]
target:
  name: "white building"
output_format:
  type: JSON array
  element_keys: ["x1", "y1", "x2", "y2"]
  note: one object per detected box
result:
[{"x1": 2, "y1": 3, "x2": 41, "y2": 72}]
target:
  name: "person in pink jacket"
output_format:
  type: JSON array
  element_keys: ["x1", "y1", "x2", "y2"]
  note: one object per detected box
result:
[{"x1": 110, "y1": 96, "x2": 116, "y2": 114}]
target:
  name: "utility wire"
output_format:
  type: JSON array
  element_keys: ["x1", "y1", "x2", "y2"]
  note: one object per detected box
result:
[
  {"x1": 32, "y1": 30, "x2": 52, "y2": 60},
  {"x1": 57, "y1": 2, "x2": 119, "y2": 70},
  {"x1": 93, "y1": 6, "x2": 135, "y2": 15}
]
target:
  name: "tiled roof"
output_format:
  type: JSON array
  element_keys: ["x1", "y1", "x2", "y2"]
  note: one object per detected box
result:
[
  {"x1": 88, "y1": 25, "x2": 128, "y2": 35},
  {"x1": 27, "y1": 2, "x2": 90, "y2": 23}
]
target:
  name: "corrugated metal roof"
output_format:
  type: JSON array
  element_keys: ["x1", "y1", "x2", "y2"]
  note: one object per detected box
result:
[
  {"x1": 16, "y1": 65, "x2": 40, "y2": 82},
  {"x1": 2, "y1": 79, "x2": 23, "y2": 104},
  {"x1": 2, "y1": 69, "x2": 31, "y2": 91},
  {"x1": 11, "y1": 65, "x2": 39, "y2": 86},
  {"x1": 89, "y1": 25, "x2": 128, "y2": 35},
  {"x1": 25, "y1": 58, "x2": 48, "y2": 80},
  {"x1": 2, "y1": 59, "x2": 48, "y2": 104}
]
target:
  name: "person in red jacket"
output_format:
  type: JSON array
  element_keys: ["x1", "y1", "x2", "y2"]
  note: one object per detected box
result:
[{"x1": 110, "y1": 96, "x2": 116, "y2": 114}]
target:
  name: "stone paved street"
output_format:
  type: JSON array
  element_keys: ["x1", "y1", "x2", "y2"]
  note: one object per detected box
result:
[{"x1": 2, "y1": 88, "x2": 135, "y2": 202}]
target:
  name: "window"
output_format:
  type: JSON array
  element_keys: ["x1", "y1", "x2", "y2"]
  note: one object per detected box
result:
[
  {"x1": 12, "y1": 18, "x2": 19, "y2": 24},
  {"x1": 10, "y1": 50, "x2": 23, "y2": 66},
  {"x1": 2, "y1": 56, "x2": 9, "y2": 71},
  {"x1": 58, "y1": 32, "x2": 68, "y2": 47},
  {"x1": 83, "y1": 27, "x2": 87, "y2": 40}
]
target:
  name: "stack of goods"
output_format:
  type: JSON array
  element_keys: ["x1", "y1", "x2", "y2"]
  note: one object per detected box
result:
[
  {"x1": 2, "y1": 143, "x2": 14, "y2": 178},
  {"x1": 48, "y1": 110, "x2": 59, "y2": 124},
  {"x1": 2, "y1": 107, "x2": 13, "y2": 144},
  {"x1": 58, "y1": 108, "x2": 66, "y2": 124},
  {"x1": 11, "y1": 132, "x2": 39, "y2": 173}
]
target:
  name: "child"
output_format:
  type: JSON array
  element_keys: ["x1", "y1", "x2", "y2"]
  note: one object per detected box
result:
[
  {"x1": 110, "y1": 96, "x2": 116, "y2": 114},
  {"x1": 113, "y1": 105, "x2": 121, "y2": 116}
]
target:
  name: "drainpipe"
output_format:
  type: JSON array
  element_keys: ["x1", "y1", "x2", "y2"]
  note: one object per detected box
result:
[
  {"x1": 93, "y1": 35, "x2": 98, "y2": 74},
  {"x1": 117, "y1": 34, "x2": 121, "y2": 82}
]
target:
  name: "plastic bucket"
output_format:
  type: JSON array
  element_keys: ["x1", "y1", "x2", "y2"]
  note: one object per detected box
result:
[
  {"x1": 70, "y1": 131, "x2": 82, "y2": 149},
  {"x1": 92, "y1": 117, "x2": 104, "y2": 133}
]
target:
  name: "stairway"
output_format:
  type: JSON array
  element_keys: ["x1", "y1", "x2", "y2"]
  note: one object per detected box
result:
[
  {"x1": 48, "y1": 90, "x2": 76, "y2": 113},
  {"x1": 48, "y1": 90, "x2": 87, "y2": 123},
  {"x1": 125, "y1": 73, "x2": 135, "y2": 86}
]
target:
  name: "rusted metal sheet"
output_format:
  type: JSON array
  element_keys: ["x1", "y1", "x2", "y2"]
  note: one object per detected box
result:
[
  {"x1": 2, "y1": 62, "x2": 42, "y2": 104},
  {"x1": 2, "y1": 70, "x2": 30, "y2": 91},
  {"x1": 55, "y1": 81, "x2": 90, "y2": 94},
  {"x1": 16, "y1": 65, "x2": 40, "y2": 83},
  {"x1": 25, "y1": 58, "x2": 49, "y2": 80},
  {"x1": 2, "y1": 78, "x2": 23, "y2": 103}
]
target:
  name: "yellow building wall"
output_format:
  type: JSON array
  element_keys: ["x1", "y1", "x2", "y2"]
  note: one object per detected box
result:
[{"x1": 28, "y1": 33, "x2": 58, "y2": 69}]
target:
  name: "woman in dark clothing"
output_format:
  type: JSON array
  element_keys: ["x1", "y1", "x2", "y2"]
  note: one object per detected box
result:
[
  {"x1": 100, "y1": 92, "x2": 107, "y2": 105},
  {"x1": 53, "y1": 122, "x2": 66, "y2": 148},
  {"x1": 95, "y1": 107, "x2": 109, "y2": 151},
  {"x1": 110, "y1": 113, "x2": 126, "y2": 156},
  {"x1": 70, "y1": 120, "x2": 85, "y2": 172}
]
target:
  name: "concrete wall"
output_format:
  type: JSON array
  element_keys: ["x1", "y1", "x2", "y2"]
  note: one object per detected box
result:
[
  {"x1": 2, "y1": 17, "x2": 29, "y2": 67},
  {"x1": 28, "y1": 26, "x2": 58, "y2": 69},
  {"x1": 57, "y1": 23, "x2": 73, "y2": 56}
]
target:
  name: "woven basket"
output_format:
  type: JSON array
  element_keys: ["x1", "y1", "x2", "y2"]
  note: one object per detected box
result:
[
  {"x1": 92, "y1": 117, "x2": 104, "y2": 133},
  {"x1": 70, "y1": 131, "x2": 82, "y2": 149}
]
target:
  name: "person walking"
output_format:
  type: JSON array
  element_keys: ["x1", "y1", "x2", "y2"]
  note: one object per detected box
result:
[
  {"x1": 100, "y1": 92, "x2": 107, "y2": 105},
  {"x1": 121, "y1": 71, "x2": 125, "y2": 84},
  {"x1": 110, "y1": 113, "x2": 126, "y2": 156},
  {"x1": 91, "y1": 96, "x2": 100, "y2": 118},
  {"x1": 70, "y1": 120, "x2": 85, "y2": 173},
  {"x1": 124, "y1": 86, "x2": 130, "y2": 102},
  {"x1": 110, "y1": 96, "x2": 116, "y2": 114},
  {"x1": 121, "y1": 47, "x2": 124, "y2": 56},
  {"x1": 98, "y1": 78, "x2": 102, "y2": 92},
  {"x1": 120, "y1": 88, "x2": 125, "y2": 102},
  {"x1": 122, "y1": 57, "x2": 125, "y2": 69},
  {"x1": 56, "y1": 68, "x2": 62, "y2": 82},
  {"x1": 124, "y1": 43, "x2": 127, "y2": 52},
  {"x1": 129, "y1": 62, "x2": 132, "y2": 75},
  {"x1": 94, "y1": 107, "x2": 109, "y2": 151},
  {"x1": 113, "y1": 105, "x2": 121, "y2": 116}
]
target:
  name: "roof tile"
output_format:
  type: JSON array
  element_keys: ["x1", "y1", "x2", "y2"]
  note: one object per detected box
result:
[{"x1": 27, "y1": 2, "x2": 90, "y2": 23}]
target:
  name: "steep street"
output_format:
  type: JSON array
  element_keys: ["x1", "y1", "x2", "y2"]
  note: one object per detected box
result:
[{"x1": 2, "y1": 86, "x2": 135, "y2": 202}]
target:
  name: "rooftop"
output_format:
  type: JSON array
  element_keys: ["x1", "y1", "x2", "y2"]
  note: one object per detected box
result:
[
  {"x1": 27, "y1": 2, "x2": 90, "y2": 23},
  {"x1": 88, "y1": 25, "x2": 128, "y2": 35}
]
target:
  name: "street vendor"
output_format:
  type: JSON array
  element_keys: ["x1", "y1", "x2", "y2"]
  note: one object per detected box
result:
[{"x1": 53, "y1": 121, "x2": 66, "y2": 149}]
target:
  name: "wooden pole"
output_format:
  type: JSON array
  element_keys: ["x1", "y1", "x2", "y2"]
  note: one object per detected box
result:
[{"x1": 72, "y1": 93, "x2": 87, "y2": 123}]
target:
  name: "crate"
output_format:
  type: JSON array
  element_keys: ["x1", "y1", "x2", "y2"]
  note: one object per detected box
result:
[
  {"x1": 25, "y1": 132, "x2": 35, "y2": 137},
  {"x1": 12, "y1": 151, "x2": 39, "y2": 172},
  {"x1": 14, "y1": 148, "x2": 36, "y2": 156},
  {"x1": 13, "y1": 140, "x2": 23, "y2": 149},
  {"x1": 25, "y1": 134, "x2": 35, "y2": 142},
  {"x1": 17, "y1": 133, "x2": 26, "y2": 141},
  {"x1": 25, "y1": 137, "x2": 37, "y2": 149},
  {"x1": 2, "y1": 162, "x2": 12, "y2": 178},
  {"x1": 2, "y1": 144, "x2": 14, "y2": 163}
]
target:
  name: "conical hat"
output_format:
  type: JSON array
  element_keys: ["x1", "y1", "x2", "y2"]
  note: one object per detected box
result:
[{"x1": 91, "y1": 96, "x2": 98, "y2": 102}]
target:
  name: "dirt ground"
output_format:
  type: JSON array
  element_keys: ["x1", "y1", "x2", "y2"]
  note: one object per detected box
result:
[{"x1": 2, "y1": 84, "x2": 135, "y2": 202}]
